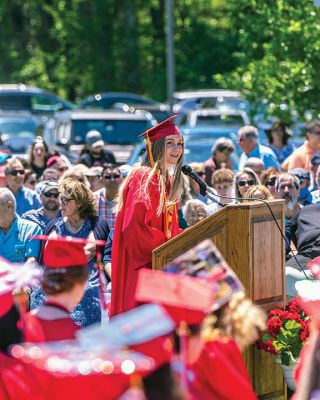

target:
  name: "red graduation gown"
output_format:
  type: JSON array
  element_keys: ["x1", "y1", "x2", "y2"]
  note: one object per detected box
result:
[
  {"x1": 23, "y1": 304, "x2": 79, "y2": 343},
  {"x1": 110, "y1": 168, "x2": 181, "y2": 316},
  {"x1": 190, "y1": 339, "x2": 257, "y2": 400}
]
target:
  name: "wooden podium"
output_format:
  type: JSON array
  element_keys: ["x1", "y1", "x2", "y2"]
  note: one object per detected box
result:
[{"x1": 152, "y1": 199, "x2": 287, "y2": 400}]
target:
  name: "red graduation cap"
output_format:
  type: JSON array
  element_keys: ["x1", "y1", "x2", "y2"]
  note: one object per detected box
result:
[
  {"x1": 137, "y1": 115, "x2": 181, "y2": 143},
  {"x1": 135, "y1": 268, "x2": 213, "y2": 325},
  {"x1": 35, "y1": 235, "x2": 105, "y2": 269}
]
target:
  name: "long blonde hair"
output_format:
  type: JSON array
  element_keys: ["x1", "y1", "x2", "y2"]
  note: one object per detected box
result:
[{"x1": 116, "y1": 137, "x2": 184, "y2": 216}]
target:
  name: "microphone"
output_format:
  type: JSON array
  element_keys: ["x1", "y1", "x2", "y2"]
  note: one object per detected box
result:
[{"x1": 181, "y1": 165, "x2": 226, "y2": 207}]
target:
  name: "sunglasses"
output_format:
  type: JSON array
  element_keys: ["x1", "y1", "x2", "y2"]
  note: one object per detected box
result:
[
  {"x1": 103, "y1": 174, "x2": 121, "y2": 180},
  {"x1": 266, "y1": 177, "x2": 277, "y2": 186},
  {"x1": 43, "y1": 192, "x2": 59, "y2": 199},
  {"x1": 238, "y1": 179, "x2": 255, "y2": 187},
  {"x1": 59, "y1": 196, "x2": 74, "y2": 205},
  {"x1": 27, "y1": 180, "x2": 36, "y2": 185},
  {"x1": 197, "y1": 172, "x2": 205, "y2": 177},
  {"x1": 8, "y1": 169, "x2": 25, "y2": 176}
]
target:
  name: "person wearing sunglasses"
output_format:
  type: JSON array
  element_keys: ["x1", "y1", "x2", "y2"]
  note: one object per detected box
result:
[
  {"x1": 22, "y1": 180, "x2": 61, "y2": 232},
  {"x1": 260, "y1": 167, "x2": 280, "y2": 198},
  {"x1": 95, "y1": 164, "x2": 122, "y2": 253},
  {"x1": 23, "y1": 169, "x2": 37, "y2": 191},
  {"x1": 4, "y1": 158, "x2": 41, "y2": 216},
  {"x1": 235, "y1": 168, "x2": 260, "y2": 200}
]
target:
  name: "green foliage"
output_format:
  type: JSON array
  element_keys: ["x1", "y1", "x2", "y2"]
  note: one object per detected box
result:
[{"x1": 215, "y1": 0, "x2": 320, "y2": 123}]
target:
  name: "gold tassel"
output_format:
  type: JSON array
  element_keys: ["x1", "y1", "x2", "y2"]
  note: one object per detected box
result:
[{"x1": 144, "y1": 130, "x2": 155, "y2": 168}]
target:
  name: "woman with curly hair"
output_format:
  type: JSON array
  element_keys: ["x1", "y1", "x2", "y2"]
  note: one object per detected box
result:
[
  {"x1": 110, "y1": 116, "x2": 184, "y2": 316},
  {"x1": 31, "y1": 178, "x2": 111, "y2": 327}
]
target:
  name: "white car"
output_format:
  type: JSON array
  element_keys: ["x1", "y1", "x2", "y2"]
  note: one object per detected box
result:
[{"x1": 178, "y1": 108, "x2": 250, "y2": 128}]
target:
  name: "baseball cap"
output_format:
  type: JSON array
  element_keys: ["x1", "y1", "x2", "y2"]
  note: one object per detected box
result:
[
  {"x1": 41, "y1": 180, "x2": 59, "y2": 195},
  {"x1": 86, "y1": 130, "x2": 105, "y2": 148}
]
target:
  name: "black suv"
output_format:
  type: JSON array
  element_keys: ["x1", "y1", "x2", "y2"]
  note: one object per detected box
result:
[{"x1": 0, "y1": 84, "x2": 74, "y2": 115}]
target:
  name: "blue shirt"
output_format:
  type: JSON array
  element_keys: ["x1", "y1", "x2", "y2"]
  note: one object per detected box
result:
[
  {"x1": 22, "y1": 207, "x2": 62, "y2": 232},
  {"x1": 13, "y1": 186, "x2": 41, "y2": 216},
  {"x1": 0, "y1": 215, "x2": 41, "y2": 263},
  {"x1": 239, "y1": 144, "x2": 280, "y2": 170}
]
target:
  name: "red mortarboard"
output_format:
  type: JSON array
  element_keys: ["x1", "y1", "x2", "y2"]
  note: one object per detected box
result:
[
  {"x1": 135, "y1": 269, "x2": 213, "y2": 325},
  {"x1": 38, "y1": 236, "x2": 88, "y2": 268},
  {"x1": 137, "y1": 115, "x2": 180, "y2": 143}
]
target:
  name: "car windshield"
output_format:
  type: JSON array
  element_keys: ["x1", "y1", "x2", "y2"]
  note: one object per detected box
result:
[
  {"x1": 0, "y1": 120, "x2": 36, "y2": 135},
  {"x1": 195, "y1": 115, "x2": 245, "y2": 126},
  {"x1": 72, "y1": 119, "x2": 152, "y2": 144}
]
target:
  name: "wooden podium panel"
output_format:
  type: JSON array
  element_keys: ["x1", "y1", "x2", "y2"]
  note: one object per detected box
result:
[{"x1": 153, "y1": 199, "x2": 287, "y2": 400}]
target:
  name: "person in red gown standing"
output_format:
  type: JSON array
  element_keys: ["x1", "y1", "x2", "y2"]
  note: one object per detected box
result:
[
  {"x1": 24, "y1": 237, "x2": 89, "y2": 342},
  {"x1": 110, "y1": 116, "x2": 185, "y2": 316}
]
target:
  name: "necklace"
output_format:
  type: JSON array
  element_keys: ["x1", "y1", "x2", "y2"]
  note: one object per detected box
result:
[{"x1": 65, "y1": 218, "x2": 84, "y2": 234}]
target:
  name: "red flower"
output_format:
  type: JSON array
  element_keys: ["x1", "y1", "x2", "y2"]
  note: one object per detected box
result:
[{"x1": 267, "y1": 317, "x2": 282, "y2": 335}]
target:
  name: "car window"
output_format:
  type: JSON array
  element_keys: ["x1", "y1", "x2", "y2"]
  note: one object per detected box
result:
[
  {"x1": 0, "y1": 95, "x2": 31, "y2": 110},
  {"x1": 72, "y1": 119, "x2": 152, "y2": 144},
  {"x1": 195, "y1": 114, "x2": 245, "y2": 127},
  {"x1": 31, "y1": 94, "x2": 63, "y2": 112}
]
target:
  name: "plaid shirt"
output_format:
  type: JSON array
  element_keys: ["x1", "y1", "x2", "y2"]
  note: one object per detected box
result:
[{"x1": 95, "y1": 188, "x2": 117, "y2": 238}]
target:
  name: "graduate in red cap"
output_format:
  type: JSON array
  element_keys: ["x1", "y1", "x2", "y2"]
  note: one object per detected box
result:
[
  {"x1": 110, "y1": 116, "x2": 184, "y2": 316},
  {"x1": 23, "y1": 237, "x2": 89, "y2": 342}
]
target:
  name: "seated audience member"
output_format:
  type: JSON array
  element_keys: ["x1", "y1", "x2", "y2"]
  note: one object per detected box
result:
[
  {"x1": 238, "y1": 125, "x2": 280, "y2": 170},
  {"x1": 94, "y1": 163, "x2": 122, "y2": 239},
  {"x1": 35, "y1": 167, "x2": 60, "y2": 196},
  {"x1": 274, "y1": 173, "x2": 301, "y2": 223},
  {"x1": 182, "y1": 199, "x2": 209, "y2": 227},
  {"x1": 260, "y1": 167, "x2": 280, "y2": 198},
  {"x1": 79, "y1": 130, "x2": 116, "y2": 167},
  {"x1": 5, "y1": 158, "x2": 41, "y2": 215},
  {"x1": 265, "y1": 121, "x2": 295, "y2": 164},
  {"x1": 85, "y1": 166, "x2": 104, "y2": 192},
  {"x1": 285, "y1": 204, "x2": 320, "y2": 297},
  {"x1": 24, "y1": 237, "x2": 89, "y2": 342},
  {"x1": 311, "y1": 164, "x2": 320, "y2": 203},
  {"x1": 211, "y1": 168, "x2": 234, "y2": 204},
  {"x1": 22, "y1": 180, "x2": 61, "y2": 232},
  {"x1": 289, "y1": 168, "x2": 313, "y2": 206},
  {"x1": 0, "y1": 188, "x2": 41, "y2": 263},
  {"x1": 24, "y1": 169, "x2": 38, "y2": 191},
  {"x1": 46, "y1": 155, "x2": 69, "y2": 178},
  {"x1": 246, "y1": 185, "x2": 272, "y2": 200},
  {"x1": 235, "y1": 168, "x2": 260, "y2": 201},
  {"x1": 243, "y1": 157, "x2": 264, "y2": 179},
  {"x1": 309, "y1": 153, "x2": 320, "y2": 192},
  {"x1": 202, "y1": 138, "x2": 234, "y2": 185},
  {"x1": 60, "y1": 165, "x2": 91, "y2": 188},
  {"x1": 28, "y1": 137, "x2": 50, "y2": 179}
]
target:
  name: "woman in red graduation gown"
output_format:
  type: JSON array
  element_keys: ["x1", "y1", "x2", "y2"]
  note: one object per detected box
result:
[
  {"x1": 110, "y1": 116, "x2": 184, "y2": 316},
  {"x1": 23, "y1": 237, "x2": 89, "y2": 342}
]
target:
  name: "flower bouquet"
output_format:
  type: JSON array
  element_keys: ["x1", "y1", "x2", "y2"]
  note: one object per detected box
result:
[{"x1": 256, "y1": 298, "x2": 310, "y2": 366}]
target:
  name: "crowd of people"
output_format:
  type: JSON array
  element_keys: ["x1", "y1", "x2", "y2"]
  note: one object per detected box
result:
[{"x1": 1, "y1": 116, "x2": 320, "y2": 398}]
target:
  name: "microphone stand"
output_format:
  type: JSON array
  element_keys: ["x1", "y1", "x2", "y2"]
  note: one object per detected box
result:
[{"x1": 199, "y1": 186, "x2": 226, "y2": 208}]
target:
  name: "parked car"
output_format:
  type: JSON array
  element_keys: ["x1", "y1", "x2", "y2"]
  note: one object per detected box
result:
[
  {"x1": 0, "y1": 84, "x2": 74, "y2": 115},
  {"x1": 43, "y1": 109, "x2": 156, "y2": 163},
  {"x1": 127, "y1": 139, "x2": 239, "y2": 170},
  {"x1": 0, "y1": 111, "x2": 43, "y2": 153},
  {"x1": 172, "y1": 89, "x2": 250, "y2": 115},
  {"x1": 178, "y1": 108, "x2": 250, "y2": 128},
  {"x1": 79, "y1": 92, "x2": 160, "y2": 109}
]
